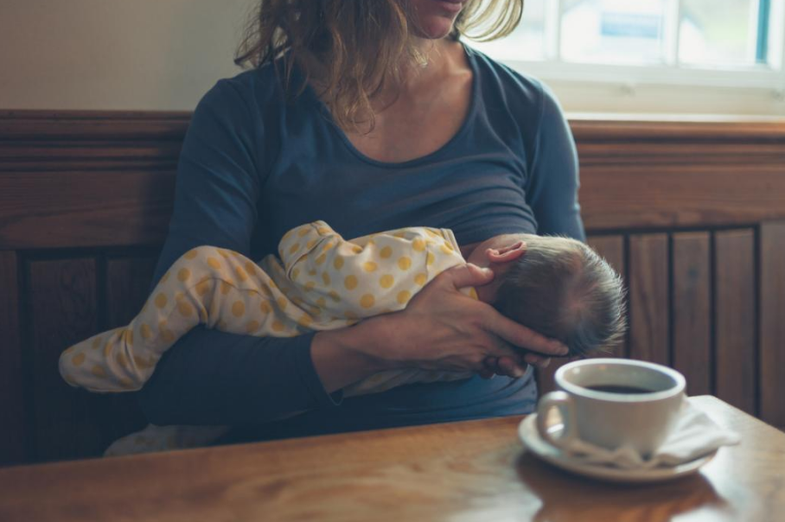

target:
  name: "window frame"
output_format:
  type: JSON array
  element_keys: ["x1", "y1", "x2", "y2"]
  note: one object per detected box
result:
[{"x1": 468, "y1": 0, "x2": 785, "y2": 114}]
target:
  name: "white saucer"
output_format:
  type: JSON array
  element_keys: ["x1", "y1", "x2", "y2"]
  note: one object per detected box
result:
[{"x1": 518, "y1": 414, "x2": 716, "y2": 484}]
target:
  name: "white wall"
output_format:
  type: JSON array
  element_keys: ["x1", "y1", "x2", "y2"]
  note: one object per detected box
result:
[
  {"x1": 1, "y1": 1, "x2": 783, "y2": 116},
  {"x1": 0, "y1": 0, "x2": 256, "y2": 111}
]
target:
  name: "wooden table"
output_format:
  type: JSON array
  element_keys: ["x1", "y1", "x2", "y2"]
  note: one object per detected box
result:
[{"x1": 0, "y1": 396, "x2": 782, "y2": 521}]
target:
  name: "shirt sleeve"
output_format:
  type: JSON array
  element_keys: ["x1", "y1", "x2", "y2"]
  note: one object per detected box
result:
[
  {"x1": 137, "y1": 79, "x2": 342, "y2": 426},
  {"x1": 525, "y1": 82, "x2": 587, "y2": 242}
]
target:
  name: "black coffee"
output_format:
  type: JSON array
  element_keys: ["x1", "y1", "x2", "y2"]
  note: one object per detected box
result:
[{"x1": 584, "y1": 384, "x2": 654, "y2": 394}]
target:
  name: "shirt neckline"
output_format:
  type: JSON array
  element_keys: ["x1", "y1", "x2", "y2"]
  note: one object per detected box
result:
[{"x1": 302, "y1": 42, "x2": 480, "y2": 170}]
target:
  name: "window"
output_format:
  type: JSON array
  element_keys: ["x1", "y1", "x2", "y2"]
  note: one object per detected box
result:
[{"x1": 468, "y1": 0, "x2": 785, "y2": 115}]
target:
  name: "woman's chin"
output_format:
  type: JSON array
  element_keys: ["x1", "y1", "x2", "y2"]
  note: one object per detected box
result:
[{"x1": 413, "y1": 18, "x2": 456, "y2": 40}]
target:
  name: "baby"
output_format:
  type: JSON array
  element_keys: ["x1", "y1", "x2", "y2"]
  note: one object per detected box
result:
[{"x1": 59, "y1": 221, "x2": 625, "y2": 454}]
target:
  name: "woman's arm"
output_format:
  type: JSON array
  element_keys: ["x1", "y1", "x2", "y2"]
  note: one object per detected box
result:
[
  {"x1": 138, "y1": 80, "x2": 351, "y2": 425},
  {"x1": 526, "y1": 82, "x2": 586, "y2": 241}
]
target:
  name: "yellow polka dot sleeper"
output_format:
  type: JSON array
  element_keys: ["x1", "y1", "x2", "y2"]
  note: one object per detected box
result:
[
  {"x1": 279, "y1": 221, "x2": 465, "y2": 324},
  {"x1": 59, "y1": 222, "x2": 470, "y2": 399}
]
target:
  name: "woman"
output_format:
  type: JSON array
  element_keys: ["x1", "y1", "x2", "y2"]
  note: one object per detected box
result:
[{"x1": 138, "y1": 0, "x2": 583, "y2": 442}]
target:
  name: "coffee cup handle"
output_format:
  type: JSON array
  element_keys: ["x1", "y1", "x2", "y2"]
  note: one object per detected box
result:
[{"x1": 536, "y1": 391, "x2": 578, "y2": 450}]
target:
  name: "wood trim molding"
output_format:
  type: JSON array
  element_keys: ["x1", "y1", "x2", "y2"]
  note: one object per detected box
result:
[
  {"x1": 0, "y1": 111, "x2": 189, "y2": 174},
  {"x1": 4, "y1": 110, "x2": 784, "y2": 141},
  {"x1": 0, "y1": 110, "x2": 190, "y2": 141},
  {"x1": 569, "y1": 118, "x2": 785, "y2": 143}
]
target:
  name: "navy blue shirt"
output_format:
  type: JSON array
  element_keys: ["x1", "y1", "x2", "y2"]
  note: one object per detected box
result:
[{"x1": 138, "y1": 44, "x2": 584, "y2": 437}]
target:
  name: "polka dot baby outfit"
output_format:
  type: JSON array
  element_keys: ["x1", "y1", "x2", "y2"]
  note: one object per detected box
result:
[{"x1": 58, "y1": 221, "x2": 475, "y2": 455}]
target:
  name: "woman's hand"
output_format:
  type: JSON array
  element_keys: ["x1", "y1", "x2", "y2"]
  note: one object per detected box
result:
[{"x1": 311, "y1": 263, "x2": 568, "y2": 393}]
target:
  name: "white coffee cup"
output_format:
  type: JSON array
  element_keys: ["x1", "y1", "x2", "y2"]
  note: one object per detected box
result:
[{"x1": 536, "y1": 359, "x2": 686, "y2": 458}]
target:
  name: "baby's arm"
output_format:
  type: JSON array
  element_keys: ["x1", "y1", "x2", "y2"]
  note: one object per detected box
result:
[{"x1": 276, "y1": 221, "x2": 467, "y2": 323}]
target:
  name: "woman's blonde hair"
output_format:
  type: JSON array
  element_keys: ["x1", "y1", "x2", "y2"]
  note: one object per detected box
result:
[{"x1": 234, "y1": 0, "x2": 524, "y2": 131}]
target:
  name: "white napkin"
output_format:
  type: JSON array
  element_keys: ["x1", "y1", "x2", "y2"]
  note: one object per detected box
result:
[{"x1": 559, "y1": 398, "x2": 741, "y2": 470}]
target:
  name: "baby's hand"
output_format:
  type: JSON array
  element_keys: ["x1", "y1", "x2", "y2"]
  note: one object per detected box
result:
[
  {"x1": 480, "y1": 355, "x2": 532, "y2": 379},
  {"x1": 479, "y1": 350, "x2": 568, "y2": 379}
]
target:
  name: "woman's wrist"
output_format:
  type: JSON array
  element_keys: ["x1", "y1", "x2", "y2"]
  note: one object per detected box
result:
[{"x1": 310, "y1": 315, "x2": 403, "y2": 394}]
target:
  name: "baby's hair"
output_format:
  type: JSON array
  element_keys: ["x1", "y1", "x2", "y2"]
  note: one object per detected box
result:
[{"x1": 494, "y1": 236, "x2": 627, "y2": 357}]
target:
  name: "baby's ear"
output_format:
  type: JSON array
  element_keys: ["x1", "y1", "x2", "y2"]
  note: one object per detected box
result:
[{"x1": 485, "y1": 241, "x2": 526, "y2": 265}]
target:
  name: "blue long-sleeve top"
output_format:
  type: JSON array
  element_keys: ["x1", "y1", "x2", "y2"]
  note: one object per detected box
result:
[{"x1": 138, "y1": 44, "x2": 585, "y2": 439}]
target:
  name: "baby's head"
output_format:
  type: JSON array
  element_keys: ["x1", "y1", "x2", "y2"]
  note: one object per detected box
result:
[{"x1": 467, "y1": 234, "x2": 626, "y2": 357}]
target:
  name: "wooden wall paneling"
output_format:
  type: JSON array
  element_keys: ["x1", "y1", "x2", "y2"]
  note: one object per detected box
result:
[
  {"x1": 572, "y1": 119, "x2": 785, "y2": 232},
  {"x1": 105, "y1": 255, "x2": 158, "y2": 327},
  {"x1": 671, "y1": 232, "x2": 712, "y2": 396},
  {"x1": 100, "y1": 255, "x2": 160, "y2": 441},
  {"x1": 0, "y1": 111, "x2": 187, "y2": 251},
  {"x1": 0, "y1": 251, "x2": 27, "y2": 465},
  {"x1": 587, "y1": 235, "x2": 628, "y2": 357},
  {"x1": 536, "y1": 235, "x2": 626, "y2": 394},
  {"x1": 628, "y1": 234, "x2": 670, "y2": 365},
  {"x1": 0, "y1": 170, "x2": 176, "y2": 250},
  {"x1": 714, "y1": 229, "x2": 756, "y2": 415},
  {"x1": 26, "y1": 257, "x2": 107, "y2": 462},
  {"x1": 4, "y1": 112, "x2": 785, "y2": 462},
  {"x1": 578, "y1": 164, "x2": 785, "y2": 231},
  {"x1": 760, "y1": 221, "x2": 785, "y2": 427}
]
